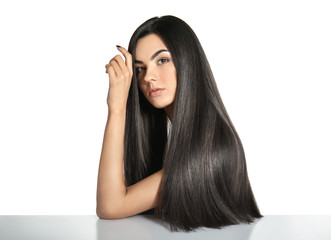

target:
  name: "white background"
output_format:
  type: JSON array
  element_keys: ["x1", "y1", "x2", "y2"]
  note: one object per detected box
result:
[{"x1": 0, "y1": 0, "x2": 330, "y2": 215}]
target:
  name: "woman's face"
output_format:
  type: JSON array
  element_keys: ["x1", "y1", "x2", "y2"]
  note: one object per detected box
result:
[{"x1": 134, "y1": 33, "x2": 177, "y2": 115}]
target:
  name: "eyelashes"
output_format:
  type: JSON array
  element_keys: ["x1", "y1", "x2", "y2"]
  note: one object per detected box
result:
[
  {"x1": 158, "y1": 58, "x2": 169, "y2": 64},
  {"x1": 135, "y1": 66, "x2": 145, "y2": 75},
  {"x1": 135, "y1": 58, "x2": 170, "y2": 75}
]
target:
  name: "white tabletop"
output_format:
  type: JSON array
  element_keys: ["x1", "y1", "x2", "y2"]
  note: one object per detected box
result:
[{"x1": 0, "y1": 215, "x2": 330, "y2": 240}]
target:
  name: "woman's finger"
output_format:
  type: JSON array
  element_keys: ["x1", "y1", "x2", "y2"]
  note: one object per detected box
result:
[
  {"x1": 109, "y1": 59, "x2": 121, "y2": 77},
  {"x1": 112, "y1": 55, "x2": 129, "y2": 76},
  {"x1": 116, "y1": 46, "x2": 133, "y2": 76},
  {"x1": 107, "y1": 65, "x2": 116, "y2": 79},
  {"x1": 105, "y1": 64, "x2": 112, "y2": 73}
]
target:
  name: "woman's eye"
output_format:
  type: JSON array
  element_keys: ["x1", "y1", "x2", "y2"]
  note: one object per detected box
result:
[
  {"x1": 158, "y1": 58, "x2": 169, "y2": 64},
  {"x1": 135, "y1": 58, "x2": 169, "y2": 75},
  {"x1": 135, "y1": 67, "x2": 144, "y2": 74}
]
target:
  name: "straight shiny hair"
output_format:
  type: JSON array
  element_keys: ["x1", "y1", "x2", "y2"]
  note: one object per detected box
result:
[{"x1": 124, "y1": 15, "x2": 263, "y2": 232}]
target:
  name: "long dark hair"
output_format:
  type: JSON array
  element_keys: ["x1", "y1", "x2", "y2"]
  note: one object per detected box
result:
[{"x1": 123, "y1": 15, "x2": 263, "y2": 232}]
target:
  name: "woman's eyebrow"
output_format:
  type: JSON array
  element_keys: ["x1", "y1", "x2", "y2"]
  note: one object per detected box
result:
[{"x1": 134, "y1": 49, "x2": 169, "y2": 64}]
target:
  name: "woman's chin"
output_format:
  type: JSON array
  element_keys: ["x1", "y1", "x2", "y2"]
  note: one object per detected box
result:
[{"x1": 150, "y1": 100, "x2": 172, "y2": 109}]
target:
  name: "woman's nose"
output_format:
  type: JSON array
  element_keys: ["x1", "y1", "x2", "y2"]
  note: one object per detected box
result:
[{"x1": 143, "y1": 66, "x2": 157, "y2": 83}]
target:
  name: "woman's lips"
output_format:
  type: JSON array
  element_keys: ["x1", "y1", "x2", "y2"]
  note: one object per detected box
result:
[{"x1": 150, "y1": 89, "x2": 165, "y2": 97}]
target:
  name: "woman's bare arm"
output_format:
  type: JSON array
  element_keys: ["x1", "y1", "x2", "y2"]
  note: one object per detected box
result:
[
  {"x1": 96, "y1": 107, "x2": 127, "y2": 218},
  {"x1": 97, "y1": 46, "x2": 163, "y2": 219},
  {"x1": 114, "y1": 168, "x2": 164, "y2": 219},
  {"x1": 96, "y1": 107, "x2": 164, "y2": 219}
]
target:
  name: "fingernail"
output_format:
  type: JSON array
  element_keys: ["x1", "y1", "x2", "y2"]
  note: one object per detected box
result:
[{"x1": 116, "y1": 45, "x2": 121, "y2": 48}]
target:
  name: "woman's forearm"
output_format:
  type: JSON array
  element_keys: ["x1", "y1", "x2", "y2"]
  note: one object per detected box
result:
[{"x1": 96, "y1": 107, "x2": 127, "y2": 217}]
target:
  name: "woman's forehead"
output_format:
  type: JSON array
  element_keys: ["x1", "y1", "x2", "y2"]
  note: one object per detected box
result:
[{"x1": 135, "y1": 34, "x2": 168, "y2": 59}]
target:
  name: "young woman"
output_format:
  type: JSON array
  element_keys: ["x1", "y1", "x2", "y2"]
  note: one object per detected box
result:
[{"x1": 97, "y1": 15, "x2": 263, "y2": 232}]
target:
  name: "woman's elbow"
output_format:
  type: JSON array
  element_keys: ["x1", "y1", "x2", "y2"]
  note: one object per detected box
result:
[
  {"x1": 96, "y1": 206, "x2": 125, "y2": 220},
  {"x1": 96, "y1": 207, "x2": 107, "y2": 219}
]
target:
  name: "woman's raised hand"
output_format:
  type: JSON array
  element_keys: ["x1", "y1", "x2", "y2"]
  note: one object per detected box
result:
[{"x1": 105, "y1": 46, "x2": 133, "y2": 112}]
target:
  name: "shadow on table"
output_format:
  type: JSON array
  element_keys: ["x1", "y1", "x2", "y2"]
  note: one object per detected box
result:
[{"x1": 96, "y1": 209, "x2": 262, "y2": 239}]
